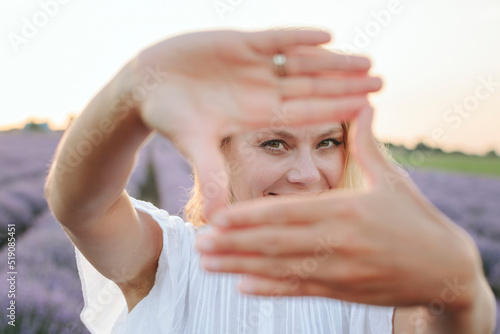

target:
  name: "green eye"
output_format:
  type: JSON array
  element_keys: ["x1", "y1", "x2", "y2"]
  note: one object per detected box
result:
[
  {"x1": 260, "y1": 139, "x2": 286, "y2": 152},
  {"x1": 318, "y1": 140, "x2": 332, "y2": 147},
  {"x1": 267, "y1": 141, "x2": 282, "y2": 148},
  {"x1": 318, "y1": 139, "x2": 342, "y2": 148}
]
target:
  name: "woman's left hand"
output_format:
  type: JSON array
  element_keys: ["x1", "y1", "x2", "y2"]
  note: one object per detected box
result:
[{"x1": 195, "y1": 106, "x2": 486, "y2": 310}]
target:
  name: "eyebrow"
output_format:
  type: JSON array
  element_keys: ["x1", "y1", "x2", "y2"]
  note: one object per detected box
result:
[
  {"x1": 317, "y1": 127, "x2": 344, "y2": 138},
  {"x1": 260, "y1": 127, "x2": 343, "y2": 140}
]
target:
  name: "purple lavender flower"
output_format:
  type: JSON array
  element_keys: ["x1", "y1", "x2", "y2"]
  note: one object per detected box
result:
[{"x1": 151, "y1": 135, "x2": 193, "y2": 216}]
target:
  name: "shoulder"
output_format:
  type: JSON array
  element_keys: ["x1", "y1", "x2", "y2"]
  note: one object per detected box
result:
[
  {"x1": 130, "y1": 197, "x2": 194, "y2": 235},
  {"x1": 128, "y1": 197, "x2": 198, "y2": 284},
  {"x1": 77, "y1": 197, "x2": 196, "y2": 332}
]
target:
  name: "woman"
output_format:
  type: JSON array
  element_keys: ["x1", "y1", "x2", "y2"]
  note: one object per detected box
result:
[
  {"x1": 195, "y1": 106, "x2": 497, "y2": 333},
  {"x1": 45, "y1": 29, "x2": 495, "y2": 333}
]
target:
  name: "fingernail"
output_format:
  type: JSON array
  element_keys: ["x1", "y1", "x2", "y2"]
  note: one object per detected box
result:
[
  {"x1": 202, "y1": 256, "x2": 221, "y2": 270},
  {"x1": 239, "y1": 280, "x2": 255, "y2": 294},
  {"x1": 368, "y1": 77, "x2": 383, "y2": 90},
  {"x1": 211, "y1": 213, "x2": 228, "y2": 227},
  {"x1": 197, "y1": 237, "x2": 214, "y2": 251}
]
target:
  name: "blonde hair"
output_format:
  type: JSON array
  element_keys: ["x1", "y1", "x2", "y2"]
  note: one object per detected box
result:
[{"x1": 185, "y1": 122, "x2": 369, "y2": 226}]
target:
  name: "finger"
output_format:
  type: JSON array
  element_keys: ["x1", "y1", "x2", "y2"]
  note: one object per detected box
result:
[
  {"x1": 239, "y1": 96, "x2": 368, "y2": 132},
  {"x1": 285, "y1": 48, "x2": 372, "y2": 75},
  {"x1": 280, "y1": 76, "x2": 383, "y2": 98},
  {"x1": 200, "y1": 254, "x2": 298, "y2": 278},
  {"x1": 277, "y1": 95, "x2": 369, "y2": 127},
  {"x1": 210, "y1": 192, "x2": 348, "y2": 228},
  {"x1": 248, "y1": 29, "x2": 331, "y2": 54},
  {"x1": 237, "y1": 276, "x2": 391, "y2": 305},
  {"x1": 349, "y1": 106, "x2": 404, "y2": 188},
  {"x1": 200, "y1": 253, "x2": 357, "y2": 285},
  {"x1": 200, "y1": 247, "x2": 381, "y2": 288},
  {"x1": 238, "y1": 275, "x2": 337, "y2": 298},
  {"x1": 195, "y1": 224, "x2": 340, "y2": 256},
  {"x1": 189, "y1": 137, "x2": 229, "y2": 220}
]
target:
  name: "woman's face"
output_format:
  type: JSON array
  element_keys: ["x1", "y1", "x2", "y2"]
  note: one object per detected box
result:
[{"x1": 224, "y1": 123, "x2": 346, "y2": 202}]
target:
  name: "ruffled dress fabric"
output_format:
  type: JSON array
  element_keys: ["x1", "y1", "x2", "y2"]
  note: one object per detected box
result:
[{"x1": 75, "y1": 197, "x2": 394, "y2": 334}]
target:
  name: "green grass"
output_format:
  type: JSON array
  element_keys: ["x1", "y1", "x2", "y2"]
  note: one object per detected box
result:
[
  {"x1": 390, "y1": 149, "x2": 500, "y2": 177},
  {"x1": 139, "y1": 163, "x2": 161, "y2": 207}
]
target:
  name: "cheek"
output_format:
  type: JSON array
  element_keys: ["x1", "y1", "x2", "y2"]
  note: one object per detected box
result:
[
  {"x1": 227, "y1": 151, "x2": 285, "y2": 200},
  {"x1": 323, "y1": 150, "x2": 346, "y2": 187},
  {"x1": 248, "y1": 163, "x2": 283, "y2": 190}
]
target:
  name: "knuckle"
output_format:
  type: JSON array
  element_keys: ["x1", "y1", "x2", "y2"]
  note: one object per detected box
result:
[
  {"x1": 293, "y1": 280, "x2": 311, "y2": 296},
  {"x1": 302, "y1": 78, "x2": 313, "y2": 95},
  {"x1": 335, "y1": 81, "x2": 347, "y2": 95},
  {"x1": 345, "y1": 80, "x2": 357, "y2": 94},
  {"x1": 309, "y1": 78, "x2": 318, "y2": 95},
  {"x1": 265, "y1": 258, "x2": 287, "y2": 278},
  {"x1": 229, "y1": 257, "x2": 248, "y2": 273},
  {"x1": 267, "y1": 206, "x2": 288, "y2": 225},
  {"x1": 260, "y1": 233, "x2": 283, "y2": 255},
  {"x1": 337, "y1": 198, "x2": 364, "y2": 221},
  {"x1": 333, "y1": 265, "x2": 362, "y2": 286},
  {"x1": 338, "y1": 227, "x2": 365, "y2": 258},
  {"x1": 218, "y1": 236, "x2": 237, "y2": 251},
  {"x1": 294, "y1": 55, "x2": 307, "y2": 74}
]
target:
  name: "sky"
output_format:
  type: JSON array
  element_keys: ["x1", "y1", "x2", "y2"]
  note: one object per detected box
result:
[{"x1": 1, "y1": 0, "x2": 499, "y2": 154}]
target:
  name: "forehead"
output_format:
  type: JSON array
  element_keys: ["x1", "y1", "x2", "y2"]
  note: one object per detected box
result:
[{"x1": 242, "y1": 122, "x2": 344, "y2": 141}]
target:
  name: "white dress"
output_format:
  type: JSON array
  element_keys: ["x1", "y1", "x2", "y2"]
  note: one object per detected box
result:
[{"x1": 75, "y1": 197, "x2": 394, "y2": 334}]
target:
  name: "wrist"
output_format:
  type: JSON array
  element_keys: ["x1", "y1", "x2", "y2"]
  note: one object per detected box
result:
[
  {"x1": 128, "y1": 50, "x2": 174, "y2": 132},
  {"x1": 419, "y1": 223, "x2": 496, "y2": 333},
  {"x1": 428, "y1": 275, "x2": 496, "y2": 334},
  {"x1": 109, "y1": 58, "x2": 144, "y2": 124}
]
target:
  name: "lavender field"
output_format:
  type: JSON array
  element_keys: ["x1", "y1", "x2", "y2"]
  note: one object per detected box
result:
[{"x1": 0, "y1": 131, "x2": 499, "y2": 333}]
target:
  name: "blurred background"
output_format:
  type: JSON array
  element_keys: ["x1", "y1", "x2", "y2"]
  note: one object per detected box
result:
[{"x1": 1, "y1": 0, "x2": 499, "y2": 332}]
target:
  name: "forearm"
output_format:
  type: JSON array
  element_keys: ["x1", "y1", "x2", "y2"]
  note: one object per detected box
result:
[{"x1": 45, "y1": 60, "x2": 152, "y2": 225}]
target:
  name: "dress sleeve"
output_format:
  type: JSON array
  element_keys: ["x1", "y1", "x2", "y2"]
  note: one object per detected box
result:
[
  {"x1": 75, "y1": 242, "x2": 127, "y2": 334},
  {"x1": 74, "y1": 196, "x2": 194, "y2": 334}
]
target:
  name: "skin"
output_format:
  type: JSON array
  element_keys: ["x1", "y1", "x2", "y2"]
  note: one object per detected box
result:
[
  {"x1": 225, "y1": 123, "x2": 346, "y2": 202},
  {"x1": 43, "y1": 27, "x2": 494, "y2": 333},
  {"x1": 45, "y1": 29, "x2": 379, "y2": 313},
  {"x1": 196, "y1": 107, "x2": 497, "y2": 334}
]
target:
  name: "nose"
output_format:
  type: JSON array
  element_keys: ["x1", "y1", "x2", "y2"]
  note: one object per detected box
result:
[{"x1": 286, "y1": 151, "x2": 321, "y2": 185}]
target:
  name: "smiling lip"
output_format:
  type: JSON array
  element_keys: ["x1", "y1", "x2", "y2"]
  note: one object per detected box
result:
[{"x1": 266, "y1": 192, "x2": 322, "y2": 197}]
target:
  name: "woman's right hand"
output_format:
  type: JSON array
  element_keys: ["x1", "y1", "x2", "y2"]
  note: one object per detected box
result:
[{"x1": 130, "y1": 29, "x2": 382, "y2": 218}]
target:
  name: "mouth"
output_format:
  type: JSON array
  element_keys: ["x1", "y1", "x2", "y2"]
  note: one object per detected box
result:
[{"x1": 265, "y1": 192, "x2": 322, "y2": 197}]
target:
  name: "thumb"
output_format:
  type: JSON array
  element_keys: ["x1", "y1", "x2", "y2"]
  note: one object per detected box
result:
[
  {"x1": 189, "y1": 137, "x2": 229, "y2": 220},
  {"x1": 349, "y1": 106, "x2": 395, "y2": 188}
]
